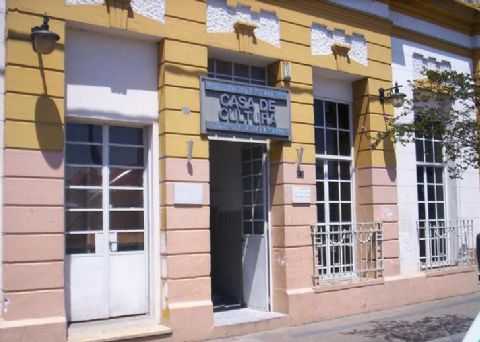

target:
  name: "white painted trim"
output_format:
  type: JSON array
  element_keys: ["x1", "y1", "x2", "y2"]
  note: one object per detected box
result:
[
  {"x1": 390, "y1": 11, "x2": 471, "y2": 49},
  {"x1": 0, "y1": 0, "x2": 6, "y2": 316},
  {"x1": 149, "y1": 122, "x2": 161, "y2": 321}
]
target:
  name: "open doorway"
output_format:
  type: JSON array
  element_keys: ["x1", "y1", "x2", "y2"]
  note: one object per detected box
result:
[{"x1": 210, "y1": 141, "x2": 270, "y2": 313}]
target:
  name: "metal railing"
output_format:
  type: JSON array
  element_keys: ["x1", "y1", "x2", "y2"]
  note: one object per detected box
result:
[
  {"x1": 417, "y1": 219, "x2": 475, "y2": 271},
  {"x1": 311, "y1": 222, "x2": 383, "y2": 285}
]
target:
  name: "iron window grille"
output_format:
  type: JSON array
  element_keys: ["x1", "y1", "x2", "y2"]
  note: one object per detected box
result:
[
  {"x1": 311, "y1": 222, "x2": 384, "y2": 285},
  {"x1": 417, "y1": 219, "x2": 475, "y2": 271}
]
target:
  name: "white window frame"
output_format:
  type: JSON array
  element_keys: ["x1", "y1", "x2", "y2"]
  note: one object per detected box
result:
[
  {"x1": 415, "y1": 132, "x2": 451, "y2": 269},
  {"x1": 313, "y1": 98, "x2": 356, "y2": 281}
]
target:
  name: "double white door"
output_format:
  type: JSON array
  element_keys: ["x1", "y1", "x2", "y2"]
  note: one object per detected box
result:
[{"x1": 65, "y1": 123, "x2": 148, "y2": 321}]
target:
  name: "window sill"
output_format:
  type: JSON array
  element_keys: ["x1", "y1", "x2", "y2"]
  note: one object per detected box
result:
[
  {"x1": 313, "y1": 278, "x2": 384, "y2": 293},
  {"x1": 67, "y1": 316, "x2": 172, "y2": 342},
  {"x1": 424, "y1": 265, "x2": 476, "y2": 278}
]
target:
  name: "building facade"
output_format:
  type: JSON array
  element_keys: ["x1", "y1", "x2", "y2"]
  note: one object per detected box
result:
[{"x1": 0, "y1": 0, "x2": 479, "y2": 341}]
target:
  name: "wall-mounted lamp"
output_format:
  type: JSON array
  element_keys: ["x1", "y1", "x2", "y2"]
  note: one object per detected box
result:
[
  {"x1": 187, "y1": 140, "x2": 194, "y2": 161},
  {"x1": 283, "y1": 61, "x2": 292, "y2": 82},
  {"x1": 378, "y1": 82, "x2": 406, "y2": 108},
  {"x1": 296, "y1": 146, "x2": 304, "y2": 178},
  {"x1": 31, "y1": 15, "x2": 60, "y2": 55}
]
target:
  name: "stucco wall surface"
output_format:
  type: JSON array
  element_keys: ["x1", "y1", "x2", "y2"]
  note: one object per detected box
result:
[{"x1": 392, "y1": 36, "x2": 480, "y2": 274}]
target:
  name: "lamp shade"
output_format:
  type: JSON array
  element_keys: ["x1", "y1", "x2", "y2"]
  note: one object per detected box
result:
[
  {"x1": 31, "y1": 16, "x2": 60, "y2": 55},
  {"x1": 390, "y1": 92, "x2": 406, "y2": 108}
]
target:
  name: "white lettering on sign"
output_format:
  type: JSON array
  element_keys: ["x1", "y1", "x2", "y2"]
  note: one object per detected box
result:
[
  {"x1": 217, "y1": 93, "x2": 277, "y2": 127},
  {"x1": 292, "y1": 186, "x2": 311, "y2": 204},
  {"x1": 174, "y1": 183, "x2": 203, "y2": 205}
]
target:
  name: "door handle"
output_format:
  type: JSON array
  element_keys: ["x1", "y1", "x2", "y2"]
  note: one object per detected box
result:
[{"x1": 109, "y1": 240, "x2": 118, "y2": 252}]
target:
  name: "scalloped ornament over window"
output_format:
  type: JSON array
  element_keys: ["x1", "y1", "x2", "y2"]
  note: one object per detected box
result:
[
  {"x1": 206, "y1": 0, "x2": 280, "y2": 48},
  {"x1": 412, "y1": 53, "x2": 451, "y2": 79},
  {"x1": 65, "y1": 0, "x2": 165, "y2": 23},
  {"x1": 311, "y1": 24, "x2": 367, "y2": 66}
]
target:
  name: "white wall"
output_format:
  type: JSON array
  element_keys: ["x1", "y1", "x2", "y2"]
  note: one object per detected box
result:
[
  {"x1": 392, "y1": 37, "x2": 480, "y2": 274},
  {"x1": 66, "y1": 28, "x2": 159, "y2": 122},
  {"x1": 313, "y1": 69, "x2": 356, "y2": 103}
]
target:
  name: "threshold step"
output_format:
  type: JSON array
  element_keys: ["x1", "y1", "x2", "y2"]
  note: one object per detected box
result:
[{"x1": 68, "y1": 317, "x2": 172, "y2": 342}]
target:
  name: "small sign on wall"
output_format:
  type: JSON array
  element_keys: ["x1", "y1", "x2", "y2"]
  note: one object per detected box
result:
[
  {"x1": 291, "y1": 186, "x2": 311, "y2": 204},
  {"x1": 174, "y1": 183, "x2": 203, "y2": 205}
]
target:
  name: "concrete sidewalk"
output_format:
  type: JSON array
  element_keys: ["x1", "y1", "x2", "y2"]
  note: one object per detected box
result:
[{"x1": 213, "y1": 292, "x2": 480, "y2": 341}]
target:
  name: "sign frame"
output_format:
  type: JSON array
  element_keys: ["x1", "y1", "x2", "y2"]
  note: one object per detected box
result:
[{"x1": 200, "y1": 76, "x2": 291, "y2": 141}]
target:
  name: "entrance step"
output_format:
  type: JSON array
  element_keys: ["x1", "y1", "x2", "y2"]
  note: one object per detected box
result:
[
  {"x1": 67, "y1": 317, "x2": 172, "y2": 342},
  {"x1": 211, "y1": 309, "x2": 289, "y2": 339}
]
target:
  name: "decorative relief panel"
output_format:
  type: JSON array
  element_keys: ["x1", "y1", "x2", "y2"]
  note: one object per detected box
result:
[
  {"x1": 412, "y1": 53, "x2": 451, "y2": 79},
  {"x1": 66, "y1": 0, "x2": 165, "y2": 23},
  {"x1": 206, "y1": 0, "x2": 280, "y2": 48},
  {"x1": 311, "y1": 24, "x2": 368, "y2": 66}
]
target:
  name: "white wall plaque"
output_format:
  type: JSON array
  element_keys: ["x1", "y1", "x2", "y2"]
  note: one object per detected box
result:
[
  {"x1": 292, "y1": 186, "x2": 311, "y2": 204},
  {"x1": 174, "y1": 183, "x2": 203, "y2": 205}
]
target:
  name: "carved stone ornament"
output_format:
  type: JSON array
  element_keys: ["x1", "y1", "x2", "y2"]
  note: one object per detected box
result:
[
  {"x1": 233, "y1": 21, "x2": 257, "y2": 52},
  {"x1": 106, "y1": 0, "x2": 132, "y2": 29},
  {"x1": 331, "y1": 42, "x2": 351, "y2": 57}
]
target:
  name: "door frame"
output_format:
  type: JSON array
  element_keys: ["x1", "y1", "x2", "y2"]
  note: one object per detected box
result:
[
  {"x1": 208, "y1": 136, "x2": 272, "y2": 312},
  {"x1": 64, "y1": 118, "x2": 160, "y2": 322}
]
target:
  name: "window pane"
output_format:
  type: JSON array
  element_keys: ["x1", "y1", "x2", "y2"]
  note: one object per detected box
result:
[
  {"x1": 110, "y1": 146, "x2": 144, "y2": 167},
  {"x1": 314, "y1": 100, "x2": 324, "y2": 127},
  {"x1": 434, "y1": 142, "x2": 443, "y2": 163},
  {"x1": 66, "y1": 144, "x2": 102, "y2": 165},
  {"x1": 66, "y1": 211, "x2": 102, "y2": 231},
  {"x1": 436, "y1": 185, "x2": 444, "y2": 201},
  {"x1": 110, "y1": 168, "x2": 143, "y2": 187},
  {"x1": 110, "y1": 126, "x2": 143, "y2": 145},
  {"x1": 427, "y1": 185, "x2": 435, "y2": 201},
  {"x1": 316, "y1": 160, "x2": 324, "y2": 180},
  {"x1": 317, "y1": 203, "x2": 325, "y2": 223},
  {"x1": 110, "y1": 211, "x2": 144, "y2": 230},
  {"x1": 417, "y1": 166, "x2": 424, "y2": 183},
  {"x1": 435, "y1": 168, "x2": 443, "y2": 184},
  {"x1": 117, "y1": 232, "x2": 144, "y2": 252},
  {"x1": 208, "y1": 58, "x2": 214, "y2": 73},
  {"x1": 340, "y1": 182, "x2": 351, "y2": 201},
  {"x1": 428, "y1": 203, "x2": 436, "y2": 219},
  {"x1": 341, "y1": 204, "x2": 351, "y2": 221},
  {"x1": 234, "y1": 63, "x2": 249, "y2": 78},
  {"x1": 415, "y1": 140, "x2": 424, "y2": 162},
  {"x1": 316, "y1": 182, "x2": 324, "y2": 201},
  {"x1": 328, "y1": 161, "x2": 339, "y2": 180},
  {"x1": 329, "y1": 203, "x2": 340, "y2": 222},
  {"x1": 328, "y1": 182, "x2": 339, "y2": 201},
  {"x1": 243, "y1": 207, "x2": 252, "y2": 220},
  {"x1": 425, "y1": 140, "x2": 433, "y2": 162},
  {"x1": 216, "y1": 60, "x2": 232, "y2": 76},
  {"x1": 65, "y1": 189, "x2": 102, "y2": 209},
  {"x1": 337, "y1": 103, "x2": 349, "y2": 129},
  {"x1": 426, "y1": 167, "x2": 434, "y2": 183},
  {"x1": 253, "y1": 222, "x2": 264, "y2": 234},
  {"x1": 243, "y1": 221, "x2": 252, "y2": 235},
  {"x1": 254, "y1": 206, "x2": 264, "y2": 219},
  {"x1": 338, "y1": 131, "x2": 350, "y2": 156},
  {"x1": 437, "y1": 204, "x2": 445, "y2": 219},
  {"x1": 417, "y1": 185, "x2": 424, "y2": 201},
  {"x1": 339, "y1": 162, "x2": 350, "y2": 180},
  {"x1": 326, "y1": 130, "x2": 338, "y2": 155},
  {"x1": 110, "y1": 190, "x2": 143, "y2": 208},
  {"x1": 66, "y1": 166, "x2": 102, "y2": 186},
  {"x1": 66, "y1": 233, "x2": 96, "y2": 254},
  {"x1": 315, "y1": 128, "x2": 325, "y2": 154},
  {"x1": 66, "y1": 123, "x2": 102, "y2": 143},
  {"x1": 418, "y1": 203, "x2": 426, "y2": 220},
  {"x1": 253, "y1": 190, "x2": 263, "y2": 204},
  {"x1": 251, "y1": 66, "x2": 266, "y2": 82},
  {"x1": 325, "y1": 101, "x2": 337, "y2": 128}
]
